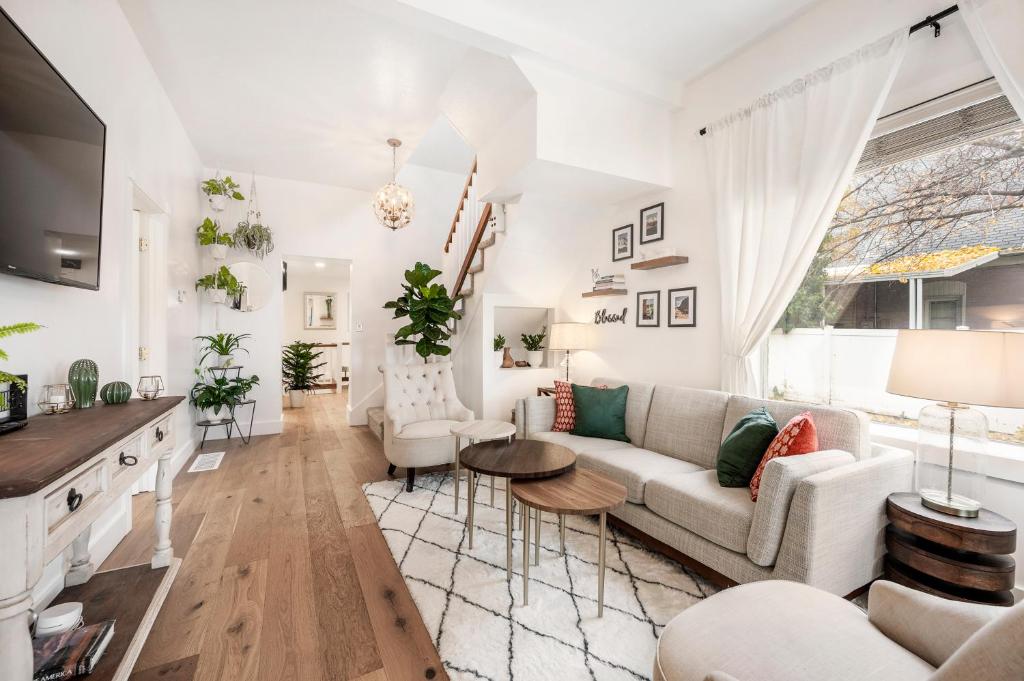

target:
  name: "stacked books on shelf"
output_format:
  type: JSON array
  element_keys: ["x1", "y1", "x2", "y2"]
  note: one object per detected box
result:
[
  {"x1": 593, "y1": 274, "x2": 625, "y2": 291},
  {"x1": 33, "y1": 620, "x2": 116, "y2": 680}
]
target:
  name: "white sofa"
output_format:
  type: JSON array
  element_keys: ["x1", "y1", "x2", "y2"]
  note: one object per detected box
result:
[
  {"x1": 654, "y1": 579, "x2": 1024, "y2": 681},
  {"x1": 515, "y1": 378, "x2": 914, "y2": 596},
  {"x1": 382, "y1": 361, "x2": 473, "y2": 491}
]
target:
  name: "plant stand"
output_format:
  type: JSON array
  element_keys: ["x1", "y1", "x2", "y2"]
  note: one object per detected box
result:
[{"x1": 198, "y1": 399, "x2": 256, "y2": 448}]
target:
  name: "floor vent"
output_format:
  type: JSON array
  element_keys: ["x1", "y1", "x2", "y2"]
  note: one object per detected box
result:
[{"x1": 188, "y1": 451, "x2": 225, "y2": 473}]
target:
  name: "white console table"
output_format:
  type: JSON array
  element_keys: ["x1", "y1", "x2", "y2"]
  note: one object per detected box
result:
[{"x1": 0, "y1": 396, "x2": 183, "y2": 681}]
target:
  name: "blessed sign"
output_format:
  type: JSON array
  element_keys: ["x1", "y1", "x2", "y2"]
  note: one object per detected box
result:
[{"x1": 594, "y1": 307, "x2": 627, "y2": 324}]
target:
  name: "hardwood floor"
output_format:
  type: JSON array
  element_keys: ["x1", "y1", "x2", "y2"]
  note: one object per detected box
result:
[{"x1": 102, "y1": 392, "x2": 446, "y2": 681}]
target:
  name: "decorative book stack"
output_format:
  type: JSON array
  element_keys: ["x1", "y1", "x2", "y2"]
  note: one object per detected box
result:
[
  {"x1": 33, "y1": 620, "x2": 115, "y2": 680},
  {"x1": 593, "y1": 274, "x2": 625, "y2": 292}
]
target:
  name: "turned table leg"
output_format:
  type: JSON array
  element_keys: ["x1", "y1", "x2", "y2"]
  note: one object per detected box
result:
[
  {"x1": 65, "y1": 526, "x2": 95, "y2": 587},
  {"x1": 505, "y1": 484, "x2": 513, "y2": 582},
  {"x1": 0, "y1": 496, "x2": 42, "y2": 681},
  {"x1": 522, "y1": 504, "x2": 530, "y2": 605},
  {"x1": 151, "y1": 448, "x2": 174, "y2": 568},
  {"x1": 467, "y1": 470, "x2": 476, "y2": 550}
]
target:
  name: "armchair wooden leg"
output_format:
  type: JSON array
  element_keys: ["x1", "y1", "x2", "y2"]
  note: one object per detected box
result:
[
  {"x1": 406, "y1": 467, "x2": 416, "y2": 492},
  {"x1": 387, "y1": 463, "x2": 397, "y2": 477}
]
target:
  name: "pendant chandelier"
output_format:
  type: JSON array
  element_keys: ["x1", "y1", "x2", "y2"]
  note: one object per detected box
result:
[{"x1": 373, "y1": 138, "x2": 414, "y2": 230}]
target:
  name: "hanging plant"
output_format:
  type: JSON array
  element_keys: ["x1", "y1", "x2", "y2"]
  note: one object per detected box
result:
[
  {"x1": 195, "y1": 265, "x2": 245, "y2": 304},
  {"x1": 233, "y1": 175, "x2": 274, "y2": 259},
  {"x1": 200, "y1": 172, "x2": 244, "y2": 211}
]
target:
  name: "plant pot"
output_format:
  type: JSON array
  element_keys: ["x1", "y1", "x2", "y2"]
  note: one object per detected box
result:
[
  {"x1": 207, "y1": 244, "x2": 228, "y2": 260},
  {"x1": 208, "y1": 194, "x2": 227, "y2": 212},
  {"x1": 289, "y1": 389, "x2": 306, "y2": 408},
  {"x1": 501, "y1": 347, "x2": 515, "y2": 368},
  {"x1": 206, "y1": 288, "x2": 227, "y2": 304},
  {"x1": 199, "y1": 406, "x2": 232, "y2": 424},
  {"x1": 527, "y1": 350, "x2": 544, "y2": 367},
  {"x1": 494, "y1": 350, "x2": 505, "y2": 368}
]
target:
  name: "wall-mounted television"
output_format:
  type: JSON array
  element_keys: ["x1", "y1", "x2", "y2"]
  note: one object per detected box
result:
[{"x1": 0, "y1": 7, "x2": 106, "y2": 290}]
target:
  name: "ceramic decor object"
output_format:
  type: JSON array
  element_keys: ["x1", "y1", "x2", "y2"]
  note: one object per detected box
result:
[
  {"x1": 67, "y1": 359, "x2": 98, "y2": 409},
  {"x1": 100, "y1": 381, "x2": 132, "y2": 405}
]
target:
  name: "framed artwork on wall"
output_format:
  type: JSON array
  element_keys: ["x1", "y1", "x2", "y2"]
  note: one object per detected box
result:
[
  {"x1": 667, "y1": 287, "x2": 696, "y2": 327},
  {"x1": 612, "y1": 224, "x2": 633, "y2": 261},
  {"x1": 305, "y1": 291, "x2": 338, "y2": 330},
  {"x1": 639, "y1": 202, "x2": 664, "y2": 244},
  {"x1": 636, "y1": 290, "x2": 660, "y2": 327}
]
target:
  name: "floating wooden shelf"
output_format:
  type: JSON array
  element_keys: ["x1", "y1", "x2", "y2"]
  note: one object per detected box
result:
[
  {"x1": 582, "y1": 289, "x2": 628, "y2": 298},
  {"x1": 631, "y1": 255, "x2": 689, "y2": 270}
]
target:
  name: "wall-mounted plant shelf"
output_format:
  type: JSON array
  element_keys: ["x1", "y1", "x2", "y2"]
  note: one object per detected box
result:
[
  {"x1": 631, "y1": 255, "x2": 689, "y2": 270},
  {"x1": 582, "y1": 289, "x2": 628, "y2": 298}
]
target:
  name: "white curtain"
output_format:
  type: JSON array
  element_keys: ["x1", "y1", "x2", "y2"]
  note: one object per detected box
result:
[
  {"x1": 707, "y1": 31, "x2": 907, "y2": 395},
  {"x1": 961, "y1": 0, "x2": 1024, "y2": 118}
]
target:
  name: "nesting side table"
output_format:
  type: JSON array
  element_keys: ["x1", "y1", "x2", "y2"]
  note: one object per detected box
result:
[{"x1": 451, "y1": 420, "x2": 516, "y2": 514}]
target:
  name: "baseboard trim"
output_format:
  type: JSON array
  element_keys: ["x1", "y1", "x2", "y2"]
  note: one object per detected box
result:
[{"x1": 200, "y1": 418, "x2": 282, "y2": 441}]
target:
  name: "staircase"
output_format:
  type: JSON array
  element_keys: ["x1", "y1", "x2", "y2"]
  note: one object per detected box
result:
[{"x1": 443, "y1": 159, "x2": 499, "y2": 326}]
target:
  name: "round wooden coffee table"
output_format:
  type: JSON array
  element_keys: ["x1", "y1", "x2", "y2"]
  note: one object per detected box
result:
[
  {"x1": 511, "y1": 468, "x2": 626, "y2": 616},
  {"x1": 459, "y1": 439, "x2": 575, "y2": 581},
  {"x1": 451, "y1": 420, "x2": 516, "y2": 514}
]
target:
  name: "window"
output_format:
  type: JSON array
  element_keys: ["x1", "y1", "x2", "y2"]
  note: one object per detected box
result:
[{"x1": 768, "y1": 96, "x2": 1024, "y2": 445}]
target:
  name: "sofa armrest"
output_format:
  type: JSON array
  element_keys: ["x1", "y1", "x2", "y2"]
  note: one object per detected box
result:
[
  {"x1": 515, "y1": 396, "x2": 555, "y2": 439},
  {"x1": 868, "y1": 581, "x2": 1001, "y2": 668},
  {"x1": 747, "y1": 450, "x2": 856, "y2": 567},
  {"x1": 773, "y1": 449, "x2": 914, "y2": 595}
]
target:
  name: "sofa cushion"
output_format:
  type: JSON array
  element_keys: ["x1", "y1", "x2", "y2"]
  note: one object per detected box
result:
[
  {"x1": 552, "y1": 380, "x2": 577, "y2": 432},
  {"x1": 592, "y1": 377, "x2": 655, "y2": 446},
  {"x1": 643, "y1": 386, "x2": 730, "y2": 468},
  {"x1": 750, "y1": 411, "x2": 818, "y2": 500},
  {"x1": 532, "y1": 431, "x2": 633, "y2": 455},
  {"x1": 572, "y1": 384, "x2": 629, "y2": 442},
  {"x1": 723, "y1": 395, "x2": 870, "y2": 460},
  {"x1": 578, "y1": 448, "x2": 704, "y2": 504},
  {"x1": 394, "y1": 419, "x2": 461, "y2": 440},
  {"x1": 645, "y1": 470, "x2": 755, "y2": 553},
  {"x1": 716, "y1": 407, "x2": 778, "y2": 487}
]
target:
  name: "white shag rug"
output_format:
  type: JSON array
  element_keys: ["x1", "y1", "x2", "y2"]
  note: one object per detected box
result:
[{"x1": 362, "y1": 472, "x2": 718, "y2": 681}]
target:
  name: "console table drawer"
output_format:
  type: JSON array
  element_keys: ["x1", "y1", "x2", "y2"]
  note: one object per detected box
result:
[
  {"x1": 111, "y1": 435, "x2": 144, "y2": 483},
  {"x1": 149, "y1": 415, "x2": 173, "y2": 453},
  {"x1": 44, "y1": 461, "x2": 107, "y2": 535}
]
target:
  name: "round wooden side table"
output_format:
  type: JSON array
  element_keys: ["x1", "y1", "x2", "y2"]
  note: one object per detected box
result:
[
  {"x1": 885, "y1": 492, "x2": 1017, "y2": 606},
  {"x1": 451, "y1": 419, "x2": 516, "y2": 514}
]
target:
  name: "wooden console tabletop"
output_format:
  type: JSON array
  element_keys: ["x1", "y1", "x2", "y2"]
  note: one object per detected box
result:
[{"x1": 0, "y1": 396, "x2": 183, "y2": 498}]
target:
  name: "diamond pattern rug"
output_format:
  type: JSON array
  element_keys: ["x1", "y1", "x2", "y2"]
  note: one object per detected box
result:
[{"x1": 362, "y1": 472, "x2": 718, "y2": 680}]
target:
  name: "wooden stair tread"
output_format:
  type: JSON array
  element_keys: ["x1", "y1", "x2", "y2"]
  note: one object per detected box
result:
[{"x1": 468, "y1": 262, "x2": 484, "y2": 275}]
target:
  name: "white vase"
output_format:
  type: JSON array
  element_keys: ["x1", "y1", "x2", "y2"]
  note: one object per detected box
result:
[
  {"x1": 527, "y1": 350, "x2": 544, "y2": 367},
  {"x1": 208, "y1": 244, "x2": 228, "y2": 260},
  {"x1": 289, "y1": 390, "x2": 306, "y2": 408},
  {"x1": 208, "y1": 194, "x2": 227, "y2": 211},
  {"x1": 200, "y1": 406, "x2": 231, "y2": 424},
  {"x1": 494, "y1": 350, "x2": 505, "y2": 368},
  {"x1": 207, "y1": 289, "x2": 227, "y2": 304}
]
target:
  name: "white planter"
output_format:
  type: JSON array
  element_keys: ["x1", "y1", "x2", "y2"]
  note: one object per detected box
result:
[
  {"x1": 206, "y1": 289, "x2": 227, "y2": 304},
  {"x1": 0, "y1": 382, "x2": 10, "y2": 420},
  {"x1": 199, "y1": 406, "x2": 231, "y2": 424},
  {"x1": 289, "y1": 389, "x2": 306, "y2": 408},
  {"x1": 494, "y1": 350, "x2": 505, "y2": 368},
  {"x1": 207, "y1": 244, "x2": 228, "y2": 260},
  {"x1": 527, "y1": 350, "x2": 544, "y2": 367},
  {"x1": 208, "y1": 194, "x2": 227, "y2": 211}
]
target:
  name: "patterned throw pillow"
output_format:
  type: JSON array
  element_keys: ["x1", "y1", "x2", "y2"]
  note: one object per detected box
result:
[
  {"x1": 551, "y1": 381, "x2": 607, "y2": 432},
  {"x1": 749, "y1": 411, "x2": 819, "y2": 501}
]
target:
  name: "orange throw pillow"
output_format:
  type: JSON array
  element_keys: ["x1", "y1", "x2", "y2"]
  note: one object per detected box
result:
[
  {"x1": 749, "y1": 411, "x2": 818, "y2": 501},
  {"x1": 551, "y1": 380, "x2": 607, "y2": 432}
]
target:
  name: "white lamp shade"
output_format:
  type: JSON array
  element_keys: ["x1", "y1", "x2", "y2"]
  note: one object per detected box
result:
[
  {"x1": 549, "y1": 322, "x2": 595, "y2": 351},
  {"x1": 886, "y1": 329, "x2": 1024, "y2": 409}
]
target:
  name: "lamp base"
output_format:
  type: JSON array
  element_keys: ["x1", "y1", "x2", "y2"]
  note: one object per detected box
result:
[{"x1": 920, "y1": 488, "x2": 981, "y2": 518}]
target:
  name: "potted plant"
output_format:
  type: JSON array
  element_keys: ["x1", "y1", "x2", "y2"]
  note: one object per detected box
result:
[
  {"x1": 0, "y1": 322, "x2": 41, "y2": 418},
  {"x1": 383, "y1": 262, "x2": 462, "y2": 361},
  {"x1": 493, "y1": 334, "x2": 506, "y2": 368},
  {"x1": 233, "y1": 219, "x2": 274, "y2": 259},
  {"x1": 521, "y1": 326, "x2": 546, "y2": 367},
  {"x1": 189, "y1": 372, "x2": 260, "y2": 423},
  {"x1": 282, "y1": 341, "x2": 325, "y2": 408},
  {"x1": 195, "y1": 265, "x2": 244, "y2": 304},
  {"x1": 200, "y1": 175, "x2": 244, "y2": 212},
  {"x1": 195, "y1": 217, "x2": 234, "y2": 260},
  {"x1": 195, "y1": 332, "x2": 251, "y2": 368}
]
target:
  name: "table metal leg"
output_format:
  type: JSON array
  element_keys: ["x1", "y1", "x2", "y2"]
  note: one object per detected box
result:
[
  {"x1": 467, "y1": 469, "x2": 476, "y2": 550},
  {"x1": 505, "y1": 484, "x2": 513, "y2": 581},
  {"x1": 559, "y1": 514, "x2": 566, "y2": 556},
  {"x1": 490, "y1": 475, "x2": 495, "y2": 506},
  {"x1": 453, "y1": 435, "x2": 460, "y2": 515},
  {"x1": 522, "y1": 503, "x2": 530, "y2": 605},
  {"x1": 534, "y1": 507, "x2": 541, "y2": 565},
  {"x1": 598, "y1": 511, "x2": 607, "y2": 617}
]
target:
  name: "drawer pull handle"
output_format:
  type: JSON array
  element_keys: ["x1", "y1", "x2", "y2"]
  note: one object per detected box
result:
[
  {"x1": 67, "y1": 488, "x2": 83, "y2": 513},
  {"x1": 119, "y1": 452, "x2": 138, "y2": 466},
  {"x1": 155, "y1": 427, "x2": 165, "y2": 443}
]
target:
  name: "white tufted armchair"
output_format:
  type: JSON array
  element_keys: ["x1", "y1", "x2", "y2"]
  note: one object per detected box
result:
[{"x1": 382, "y1": 361, "x2": 474, "y2": 491}]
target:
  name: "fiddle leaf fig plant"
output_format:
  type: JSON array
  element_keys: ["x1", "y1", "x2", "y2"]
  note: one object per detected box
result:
[
  {"x1": 383, "y1": 262, "x2": 462, "y2": 360},
  {"x1": 201, "y1": 175, "x2": 244, "y2": 200}
]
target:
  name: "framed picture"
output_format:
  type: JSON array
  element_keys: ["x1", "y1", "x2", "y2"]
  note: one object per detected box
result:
[
  {"x1": 667, "y1": 287, "x2": 696, "y2": 327},
  {"x1": 636, "y1": 290, "x2": 660, "y2": 327},
  {"x1": 304, "y1": 291, "x2": 338, "y2": 330},
  {"x1": 639, "y1": 202, "x2": 665, "y2": 244},
  {"x1": 612, "y1": 224, "x2": 633, "y2": 261}
]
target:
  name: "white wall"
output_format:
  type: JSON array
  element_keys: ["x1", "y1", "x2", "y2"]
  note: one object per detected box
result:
[
  {"x1": 283, "y1": 269, "x2": 351, "y2": 346},
  {"x1": 198, "y1": 164, "x2": 464, "y2": 431}
]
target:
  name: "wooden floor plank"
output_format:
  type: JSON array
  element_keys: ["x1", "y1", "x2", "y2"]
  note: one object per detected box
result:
[
  {"x1": 192, "y1": 560, "x2": 268, "y2": 681},
  {"x1": 129, "y1": 655, "x2": 198, "y2": 681}
]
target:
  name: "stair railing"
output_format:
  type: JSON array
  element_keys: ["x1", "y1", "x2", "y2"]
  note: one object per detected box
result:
[{"x1": 443, "y1": 159, "x2": 492, "y2": 298}]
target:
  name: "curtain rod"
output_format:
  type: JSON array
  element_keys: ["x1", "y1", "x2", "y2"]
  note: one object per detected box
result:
[{"x1": 697, "y1": 4, "x2": 961, "y2": 136}]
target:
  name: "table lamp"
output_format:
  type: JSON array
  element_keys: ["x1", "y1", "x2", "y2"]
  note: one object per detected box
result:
[
  {"x1": 549, "y1": 322, "x2": 595, "y2": 383},
  {"x1": 886, "y1": 329, "x2": 1024, "y2": 517}
]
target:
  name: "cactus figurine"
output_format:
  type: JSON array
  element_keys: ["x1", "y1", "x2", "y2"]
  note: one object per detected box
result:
[
  {"x1": 100, "y1": 381, "x2": 132, "y2": 405},
  {"x1": 68, "y1": 359, "x2": 99, "y2": 409}
]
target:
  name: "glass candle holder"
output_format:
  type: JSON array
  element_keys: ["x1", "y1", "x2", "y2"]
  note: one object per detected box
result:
[
  {"x1": 38, "y1": 384, "x2": 75, "y2": 415},
  {"x1": 137, "y1": 375, "x2": 165, "y2": 400}
]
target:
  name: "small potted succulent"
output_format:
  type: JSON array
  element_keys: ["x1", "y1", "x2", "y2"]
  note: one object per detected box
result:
[
  {"x1": 195, "y1": 217, "x2": 234, "y2": 260},
  {"x1": 521, "y1": 326, "x2": 546, "y2": 368},
  {"x1": 195, "y1": 265, "x2": 244, "y2": 305},
  {"x1": 282, "y1": 341, "x2": 325, "y2": 408},
  {"x1": 493, "y1": 334, "x2": 506, "y2": 368},
  {"x1": 200, "y1": 175, "x2": 244, "y2": 212}
]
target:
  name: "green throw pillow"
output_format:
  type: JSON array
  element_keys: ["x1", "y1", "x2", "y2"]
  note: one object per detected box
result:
[
  {"x1": 571, "y1": 384, "x2": 630, "y2": 442},
  {"x1": 716, "y1": 407, "x2": 779, "y2": 487}
]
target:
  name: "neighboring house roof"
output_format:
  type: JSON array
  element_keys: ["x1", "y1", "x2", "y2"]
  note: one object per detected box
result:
[{"x1": 830, "y1": 245, "x2": 1000, "y2": 283}]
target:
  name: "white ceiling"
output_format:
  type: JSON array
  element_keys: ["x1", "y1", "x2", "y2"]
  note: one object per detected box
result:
[{"x1": 285, "y1": 255, "x2": 351, "y2": 279}]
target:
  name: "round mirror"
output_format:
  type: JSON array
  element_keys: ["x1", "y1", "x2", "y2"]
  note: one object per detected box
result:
[{"x1": 227, "y1": 262, "x2": 274, "y2": 312}]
